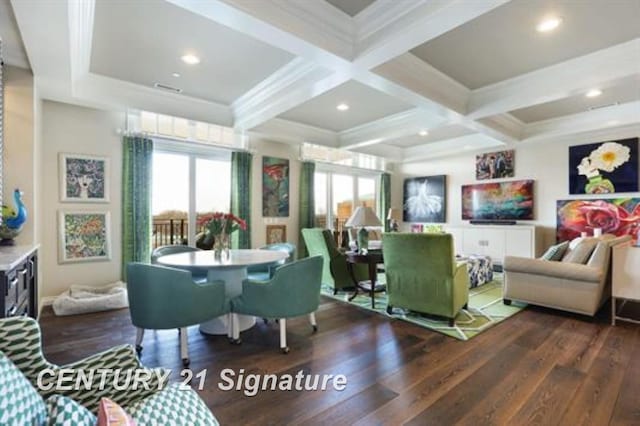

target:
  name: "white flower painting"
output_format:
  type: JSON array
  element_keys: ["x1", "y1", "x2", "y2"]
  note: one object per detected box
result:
[{"x1": 403, "y1": 175, "x2": 446, "y2": 223}]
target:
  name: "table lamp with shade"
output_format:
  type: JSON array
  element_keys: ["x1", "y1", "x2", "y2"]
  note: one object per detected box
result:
[
  {"x1": 345, "y1": 206, "x2": 382, "y2": 253},
  {"x1": 387, "y1": 208, "x2": 401, "y2": 232}
]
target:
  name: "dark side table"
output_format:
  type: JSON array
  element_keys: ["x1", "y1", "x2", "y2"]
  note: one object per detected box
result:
[{"x1": 346, "y1": 250, "x2": 386, "y2": 308}]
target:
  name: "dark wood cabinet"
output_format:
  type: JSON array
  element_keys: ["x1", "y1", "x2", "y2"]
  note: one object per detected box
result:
[{"x1": 1, "y1": 247, "x2": 38, "y2": 319}]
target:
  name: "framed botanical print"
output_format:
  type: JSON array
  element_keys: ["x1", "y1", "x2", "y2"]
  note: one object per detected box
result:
[
  {"x1": 60, "y1": 153, "x2": 110, "y2": 202},
  {"x1": 266, "y1": 224, "x2": 286, "y2": 244},
  {"x1": 58, "y1": 211, "x2": 111, "y2": 263}
]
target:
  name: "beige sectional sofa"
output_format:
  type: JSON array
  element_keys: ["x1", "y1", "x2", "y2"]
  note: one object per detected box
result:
[{"x1": 503, "y1": 234, "x2": 632, "y2": 316}]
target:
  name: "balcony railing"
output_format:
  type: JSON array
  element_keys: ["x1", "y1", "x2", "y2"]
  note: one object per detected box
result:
[{"x1": 152, "y1": 219, "x2": 189, "y2": 248}]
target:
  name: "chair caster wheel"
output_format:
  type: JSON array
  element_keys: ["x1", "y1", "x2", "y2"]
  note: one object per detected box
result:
[
  {"x1": 281, "y1": 346, "x2": 290, "y2": 354},
  {"x1": 386, "y1": 306, "x2": 393, "y2": 315},
  {"x1": 232, "y1": 338, "x2": 242, "y2": 345},
  {"x1": 263, "y1": 318, "x2": 269, "y2": 324},
  {"x1": 182, "y1": 358, "x2": 190, "y2": 367},
  {"x1": 135, "y1": 345, "x2": 143, "y2": 354},
  {"x1": 312, "y1": 325, "x2": 318, "y2": 333}
]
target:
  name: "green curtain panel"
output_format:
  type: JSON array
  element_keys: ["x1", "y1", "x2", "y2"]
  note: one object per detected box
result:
[
  {"x1": 231, "y1": 151, "x2": 252, "y2": 249},
  {"x1": 122, "y1": 135, "x2": 153, "y2": 280},
  {"x1": 377, "y1": 172, "x2": 391, "y2": 232},
  {"x1": 298, "y1": 162, "x2": 315, "y2": 258}
]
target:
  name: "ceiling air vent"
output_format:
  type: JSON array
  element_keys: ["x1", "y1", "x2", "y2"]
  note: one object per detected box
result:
[
  {"x1": 153, "y1": 82, "x2": 183, "y2": 94},
  {"x1": 588, "y1": 102, "x2": 618, "y2": 111}
]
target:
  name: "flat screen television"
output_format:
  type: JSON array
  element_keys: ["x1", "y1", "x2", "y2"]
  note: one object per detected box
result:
[{"x1": 461, "y1": 179, "x2": 534, "y2": 221}]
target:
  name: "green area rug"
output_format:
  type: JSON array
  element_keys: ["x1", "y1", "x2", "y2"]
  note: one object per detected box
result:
[{"x1": 321, "y1": 274, "x2": 526, "y2": 341}]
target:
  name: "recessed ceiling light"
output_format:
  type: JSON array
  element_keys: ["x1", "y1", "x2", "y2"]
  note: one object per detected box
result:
[
  {"x1": 586, "y1": 89, "x2": 602, "y2": 98},
  {"x1": 181, "y1": 54, "x2": 200, "y2": 65},
  {"x1": 536, "y1": 16, "x2": 562, "y2": 33},
  {"x1": 172, "y1": 72, "x2": 181, "y2": 78},
  {"x1": 418, "y1": 130, "x2": 429, "y2": 137},
  {"x1": 336, "y1": 103, "x2": 349, "y2": 111}
]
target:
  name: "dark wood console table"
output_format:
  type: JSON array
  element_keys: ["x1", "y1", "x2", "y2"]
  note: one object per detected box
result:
[{"x1": 345, "y1": 250, "x2": 385, "y2": 308}]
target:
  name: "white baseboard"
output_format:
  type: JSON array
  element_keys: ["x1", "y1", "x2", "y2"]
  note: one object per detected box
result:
[{"x1": 37, "y1": 297, "x2": 56, "y2": 319}]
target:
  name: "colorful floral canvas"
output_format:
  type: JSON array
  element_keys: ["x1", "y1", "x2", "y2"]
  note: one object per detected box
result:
[
  {"x1": 403, "y1": 175, "x2": 446, "y2": 223},
  {"x1": 476, "y1": 150, "x2": 514, "y2": 180},
  {"x1": 569, "y1": 138, "x2": 638, "y2": 194},
  {"x1": 60, "y1": 154, "x2": 109, "y2": 202},
  {"x1": 59, "y1": 211, "x2": 111, "y2": 263},
  {"x1": 262, "y1": 156, "x2": 289, "y2": 217},
  {"x1": 556, "y1": 198, "x2": 640, "y2": 244}
]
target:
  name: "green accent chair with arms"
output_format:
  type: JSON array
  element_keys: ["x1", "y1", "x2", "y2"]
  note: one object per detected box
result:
[
  {"x1": 127, "y1": 262, "x2": 230, "y2": 367},
  {"x1": 382, "y1": 233, "x2": 469, "y2": 326},
  {"x1": 230, "y1": 256, "x2": 323, "y2": 353},
  {"x1": 247, "y1": 242, "x2": 296, "y2": 281},
  {"x1": 301, "y1": 228, "x2": 368, "y2": 294}
]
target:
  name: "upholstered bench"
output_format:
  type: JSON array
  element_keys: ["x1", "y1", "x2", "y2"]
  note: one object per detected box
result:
[{"x1": 457, "y1": 254, "x2": 493, "y2": 288}]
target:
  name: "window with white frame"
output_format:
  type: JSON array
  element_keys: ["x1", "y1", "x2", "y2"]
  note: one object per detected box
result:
[
  {"x1": 151, "y1": 139, "x2": 231, "y2": 248},
  {"x1": 314, "y1": 167, "x2": 379, "y2": 231}
]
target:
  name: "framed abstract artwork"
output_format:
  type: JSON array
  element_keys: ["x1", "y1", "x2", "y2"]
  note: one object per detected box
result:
[
  {"x1": 266, "y1": 224, "x2": 286, "y2": 244},
  {"x1": 556, "y1": 198, "x2": 640, "y2": 244},
  {"x1": 60, "y1": 153, "x2": 110, "y2": 202},
  {"x1": 462, "y1": 180, "x2": 535, "y2": 221},
  {"x1": 262, "y1": 156, "x2": 289, "y2": 217},
  {"x1": 568, "y1": 138, "x2": 638, "y2": 194},
  {"x1": 58, "y1": 211, "x2": 111, "y2": 263},
  {"x1": 476, "y1": 149, "x2": 514, "y2": 180},
  {"x1": 403, "y1": 175, "x2": 446, "y2": 223}
]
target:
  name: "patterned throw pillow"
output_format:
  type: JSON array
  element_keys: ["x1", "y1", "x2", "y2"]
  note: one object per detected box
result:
[
  {"x1": 540, "y1": 241, "x2": 569, "y2": 261},
  {"x1": 97, "y1": 398, "x2": 135, "y2": 426},
  {"x1": 0, "y1": 351, "x2": 47, "y2": 425},
  {"x1": 46, "y1": 394, "x2": 96, "y2": 426}
]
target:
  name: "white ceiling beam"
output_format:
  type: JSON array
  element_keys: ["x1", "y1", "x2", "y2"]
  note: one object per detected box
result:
[
  {"x1": 354, "y1": 0, "x2": 510, "y2": 70},
  {"x1": 165, "y1": 0, "x2": 354, "y2": 70},
  {"x1": 468, "y1": 38, "x2": 640, "y2": 119},
  {"x1": 401, "y1": 133, "x2": 502, "y2": 162},
  {"x1": 338, "y1": 108, "x2": 446, "y2": 149},
  {"x1": 522, "y1": 101, "x2": 640, "y2": 142},
  {"x1": 250, "y1": 117, "x2": 339, "y2": 147}
]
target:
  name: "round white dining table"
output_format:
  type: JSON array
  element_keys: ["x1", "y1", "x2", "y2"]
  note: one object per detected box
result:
[{"x1": 156, "y1": 249, "x2": 289, "y2": 335}]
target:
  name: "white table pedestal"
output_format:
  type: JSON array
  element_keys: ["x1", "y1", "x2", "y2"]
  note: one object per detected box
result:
[{"x1": 199, "y1": 267, "x2": 256, "y2": 335}]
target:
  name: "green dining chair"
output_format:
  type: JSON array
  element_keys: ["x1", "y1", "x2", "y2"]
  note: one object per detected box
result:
[
  {"x1": 151, "y1": 245, "x2": 208, "y2": 282},
  {"x1": 382, "y1": 233, "x2": 469, "y2": 326},
  {"x1": 247, "y1": 242, "x2": 296, "y2": 281},
  {"x1": 230, "y1": 256, "x2": 323, "y2": 353},
  {"x1": 301, "y1": 228, "x2": 368, "y2": 294},
  {"x1": 126, "y1": 262, "x2": 230, "y2": 366}
]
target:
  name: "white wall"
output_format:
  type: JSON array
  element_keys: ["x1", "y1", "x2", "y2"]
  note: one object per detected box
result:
[
  {"x1": 396, "y1": 128, "x2": 640, "y2": 249},
  {"x1": 4, "y1": 65, "x2": 35, "y2": 245},
  {"x1": 249, "y1": 138, "x2": 301, "y2": 250},
  {"x1": 41, "y1": 100, "x2": 124, "y2": 298}
]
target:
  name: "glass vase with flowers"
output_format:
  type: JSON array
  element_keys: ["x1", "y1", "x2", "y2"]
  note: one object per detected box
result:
[{"x1": 197, "y1": 212, "x2": 247, "y2": 261}]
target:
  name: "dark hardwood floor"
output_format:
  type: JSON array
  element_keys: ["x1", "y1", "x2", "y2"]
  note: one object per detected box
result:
[{"x1": 39, "y1": 297, "x2": 640, "y2": 425}]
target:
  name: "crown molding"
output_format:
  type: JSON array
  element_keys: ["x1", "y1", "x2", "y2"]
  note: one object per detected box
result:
[
  {"x1": 522, "y1": 101, "x2": 640, "y2": 142},
  {"x1": 468, "y1": 38, "x2": 640, "y2": 119}
]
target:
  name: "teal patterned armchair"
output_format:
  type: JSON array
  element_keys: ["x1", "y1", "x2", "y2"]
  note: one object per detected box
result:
[{"x1": 0, "y1": 316, "x2": 218, "y2": 424}]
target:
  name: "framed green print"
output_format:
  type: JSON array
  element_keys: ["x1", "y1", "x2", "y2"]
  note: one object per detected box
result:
[
  {"x1": 60, "y1": 153, "x2": 110, "y2": 202},
  {"x1": 58, "y1": 211, "x2": 111, "y2": 263}
]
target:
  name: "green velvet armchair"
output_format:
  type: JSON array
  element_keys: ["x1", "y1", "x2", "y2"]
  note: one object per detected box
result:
[
  {"x1": 126, "y1": 263, "x2": 229, "y2": 366},
  {"x1": 301, "y1": 228, "x2": 368, "y2": 294},
  {"x1": 382, "y1": 233, "x2": 469, "y2": 326},
  {"x1": 230, "y1": 256, "x2": 323, "y2": 353}
]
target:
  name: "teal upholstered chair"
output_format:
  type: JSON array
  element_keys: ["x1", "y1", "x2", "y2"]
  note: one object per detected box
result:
[
  {"x1": 126, "y1": 263, "x2": 229, "y2": 366},
  {"x1": 151, "y1": 245, "x2": 207, "y2": 282},
  {"x1": 301, "y1": 228, "x2": 368, "y2": 294},
  {"x1": 247, "y1": 242, "x2": 296, "y2": 281},
  {"x1": 382, "y1": 233, "x2": 469, "y2": 326},
  {"x1": 0, "y1": 316, "x2": 219, "y2": 423},
  {"x1": 230, "y1": 256, "x2": 323, "y2": 353}
]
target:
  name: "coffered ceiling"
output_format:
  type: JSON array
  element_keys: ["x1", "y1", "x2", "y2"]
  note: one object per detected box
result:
[{"x1": 6, "y1": 0, "x2": 640, "y2": 162}]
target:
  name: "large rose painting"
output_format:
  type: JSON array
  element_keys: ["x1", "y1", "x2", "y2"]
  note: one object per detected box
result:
[{"x1": 556, "y1": 198, "x2": 640, "y2": 243}]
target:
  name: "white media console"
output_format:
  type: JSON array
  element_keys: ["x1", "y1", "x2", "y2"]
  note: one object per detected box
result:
[{"x1": 444, "y1": 224, "x2": 542, "y2": 264}]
